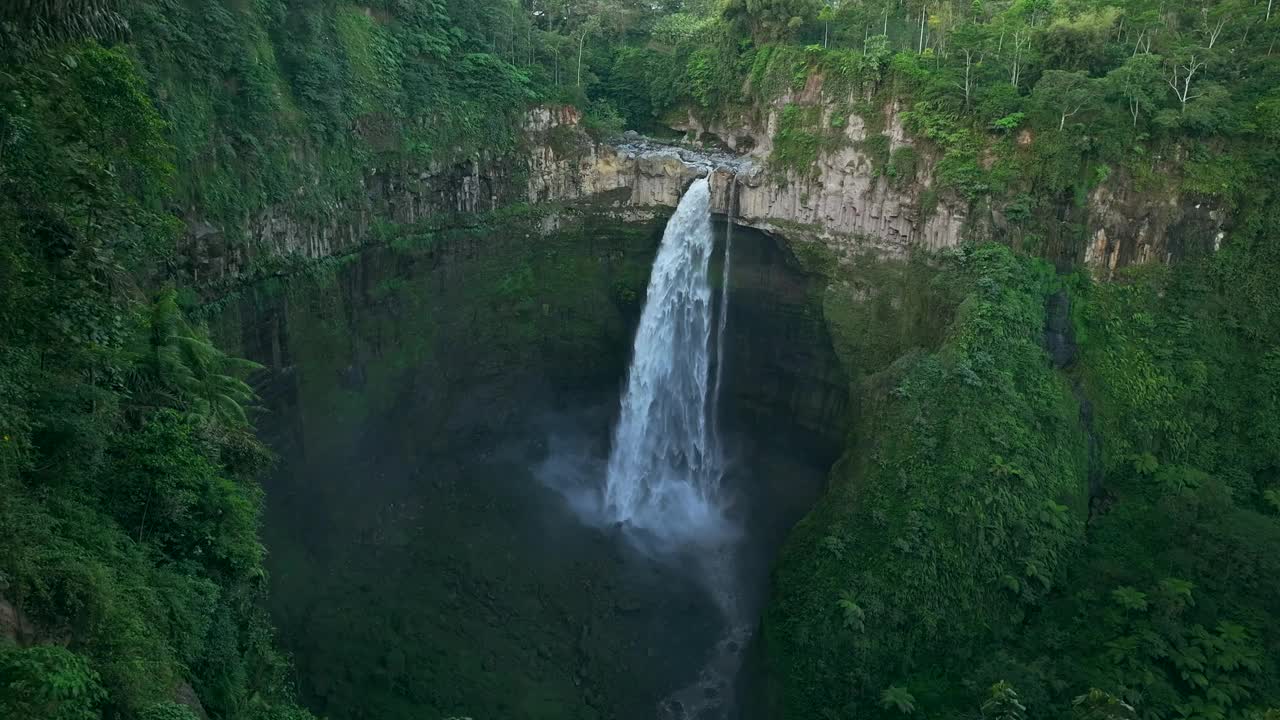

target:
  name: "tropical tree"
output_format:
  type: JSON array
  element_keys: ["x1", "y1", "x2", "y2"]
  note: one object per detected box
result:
[
  {"x1": 1106, "y1": 52, "x2": 1165, "y2": 127},
  {"x1": 1072, "y1": 688, "x2": 1137, "y2": 719},
  {"x1": 819, "y1": 1, "x2": 836, "y2": 47},
  {"x1": 949, "y1": 22, "x2": 990, "y2": 109},
  {"x1": 1165, "y1": 50, "x2": 1208, "y2": 113},
  {"x1": 1034, "y1": 69, "x2": 1096, "y2": 130},
  {"x1": 725, "y1": 0, "x2": 822, "y2": 40}
]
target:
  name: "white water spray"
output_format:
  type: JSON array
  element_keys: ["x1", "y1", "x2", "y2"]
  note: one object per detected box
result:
[
  {"x1": 591, "y1": 173, "x2": 751, "y2": 719},
  {"x1": 604, "y1": 177, "x2": 730, "y2": 541},
  {"x1": 709, "y1": 176, "x2": 736, "y2": 447}
]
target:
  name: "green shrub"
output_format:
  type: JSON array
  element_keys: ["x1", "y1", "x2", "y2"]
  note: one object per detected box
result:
[
  {"x1": 771, "y1": 103, "x2": 825, "y2": 177},
  {"x1": 138, "y1": 702, "x2": 200, "y2": 720},
  {"x1": 767, "y1": 245, "x2": 1088, "y2": 718},
  {"x1": 0, "y1": 644, "x2": 107, "y2": 720}
]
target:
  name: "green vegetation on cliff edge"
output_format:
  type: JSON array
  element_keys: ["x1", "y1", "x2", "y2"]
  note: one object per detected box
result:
[{"x1": 3, "y1": 0, "x2": 1280, "y2": 719}]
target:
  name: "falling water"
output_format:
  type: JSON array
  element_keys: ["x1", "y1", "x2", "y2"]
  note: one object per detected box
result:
[
  {"x1": 599, "y1": 174, "x2": 753, "y2": 719},
  {"x1": 709, "y1": 175, "x2": 736, "y2": 448},
  {"x1": 604, "y1": 177, "x2": 728, "y2": 540}
]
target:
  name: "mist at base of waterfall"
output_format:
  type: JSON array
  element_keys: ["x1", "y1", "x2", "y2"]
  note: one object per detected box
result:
[
  {"x1": 535, "y1": 177, "x2": 756, "y2": 718},
  {"x1": 238, "y1": 205, "x2": 842, "y2": 720},
  {"x1": 533, "y1": 407, "x2": 743, "y2": 556},
  {"x1": 530, "y1": 400, "x2": 831, "y2": 720}
]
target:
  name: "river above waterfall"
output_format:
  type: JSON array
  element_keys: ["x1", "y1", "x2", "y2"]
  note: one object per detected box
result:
[{"x1": 213, "y1": 205, "x2": 848, "y2": 720}]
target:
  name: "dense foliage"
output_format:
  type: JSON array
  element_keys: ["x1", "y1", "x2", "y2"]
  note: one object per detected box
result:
[
  {"x1": 767, "y1": 245, "x2": 1093, "y2": 717},
  {"x1": 0, "y1": 36, "x2": 314, "y2": 720},
  {"x1": 769, "y1": 240, "x2": 1280, "y2": 720},
  {"x1": 0, "y1": 0, "x2": 565, "y2": 717},
  {"x1": 578, "y1": 0, "x2": 1280, "y2": 255},
  {"x1": 3, "y1": 0, "x2": 1280, "y2": 719}
]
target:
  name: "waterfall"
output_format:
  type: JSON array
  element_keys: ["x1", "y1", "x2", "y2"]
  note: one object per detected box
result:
[
  {"x1": 604, "y1": 177, "x2": 728, "y2": 539},
  {"x1": 709, "y1": 174, "x2": 736, "y2": 448},
  {"x1": 602, "y1": 174, "x2": 747, "y2": 719}
]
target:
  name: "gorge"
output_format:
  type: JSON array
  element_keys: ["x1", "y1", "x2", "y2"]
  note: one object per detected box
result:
[
  {"x1": 216, "y1": 185, "x2": 844, "y2": 719},
  {"x1": 3, "y1": 2, "x2": 1280, "y2": 720}
]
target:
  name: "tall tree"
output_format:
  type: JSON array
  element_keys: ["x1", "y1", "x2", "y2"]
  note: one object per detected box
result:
[
  {"x1": 1034, "y1": 69, "x2": 1095, "y2": 130},
  {"x1": 1106, "y1": 51, "x2": 1164, "y2": 126}
]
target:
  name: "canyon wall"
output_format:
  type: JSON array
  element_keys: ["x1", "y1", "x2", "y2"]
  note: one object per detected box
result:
[
  {"x1": 526, "y1": 98, "x2": 1223, "y2": 274},
  {"x1": 521, "y1": 102, "x2": 1225, "y2": 273},
  {"x1": 522, "y1": 104, "x2": 966, "y2": 262},
  {"x1": 183, "y1": 98, "x2": 1222, "y2": 283}
]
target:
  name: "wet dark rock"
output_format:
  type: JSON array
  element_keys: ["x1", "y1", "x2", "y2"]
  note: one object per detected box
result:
[
  {"x1": 338, "y1": 363, "x2": 367, "y2": 390},
  {"x1": 1044, "y1": 290, "x2": 1076, "y2": 369}
]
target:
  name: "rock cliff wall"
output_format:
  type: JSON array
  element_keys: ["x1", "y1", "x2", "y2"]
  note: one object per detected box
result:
[
  {"x1": 183, "y1": 99, "x2": 1222, "y2": 282},
  {"x1": 1084, "y1": 176, "x2": 1224, "y2": 275},
  {"x1": 524, "y1": 101, "x2": 1222, "y2": 273},
  {"x1": 522, "y1": 103, "x2": 966, "y2": 261}
]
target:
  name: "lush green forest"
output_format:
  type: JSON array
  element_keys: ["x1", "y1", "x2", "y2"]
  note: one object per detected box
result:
[
  {"x1": 3, "y1": 0, "x2": 1280, "y2": 719},
  {"x1": 0, "y1": 1, "x2": 546, "y2": 718}
]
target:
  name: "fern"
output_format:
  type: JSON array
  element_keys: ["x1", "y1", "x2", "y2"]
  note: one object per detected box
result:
[
  {"x1": 139, "y1": 289, "x2": 262, "y2": 427},
  {"x1": 880, "y1": 686, "x2": 917, "y2": 714}
]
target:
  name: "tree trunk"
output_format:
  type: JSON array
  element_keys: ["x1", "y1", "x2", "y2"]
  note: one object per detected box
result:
[
  {"x1": 918, "y1": 8, "x2": 926, "y2": 53},
  {"x1": 577, "y1": 31, "x2": 586, "y2": 87}
]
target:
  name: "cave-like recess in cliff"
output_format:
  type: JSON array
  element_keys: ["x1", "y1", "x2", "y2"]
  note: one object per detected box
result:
[{"x1": 212, "y1": 208, "x2": 848, "y2": 720}]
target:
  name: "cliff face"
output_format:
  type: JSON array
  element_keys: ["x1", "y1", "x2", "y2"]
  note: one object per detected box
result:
[
  {"x1": 183, "y1": 151, "x2": 524, "y2": 283},
  {"x1": 702, "y1": 99, "x2": 967, "y2": 257},
  {"x1": 1084, "y1": 177, "x2": 1224, "y2": 275},
  {"x1": 185, "y1": 105, "x2": 691, "y2": 282},
  {"x1": 522, "y1": 103, "x2": 966, "y2": 260},
  {"x1": 525, "y1": 101, "x2": 1224, "y2": 273},
  {"x1": 183, "y1": 99, "x2": 1223, "y2": 282}
]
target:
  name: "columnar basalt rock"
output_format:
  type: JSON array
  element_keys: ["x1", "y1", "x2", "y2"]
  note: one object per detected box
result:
[
  {"x1": 183, "y1": 101, "x2": 1223, "y2": 282},
  {"x1": 522, "y1": 103, "x2": 968, "y2": 258}
]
